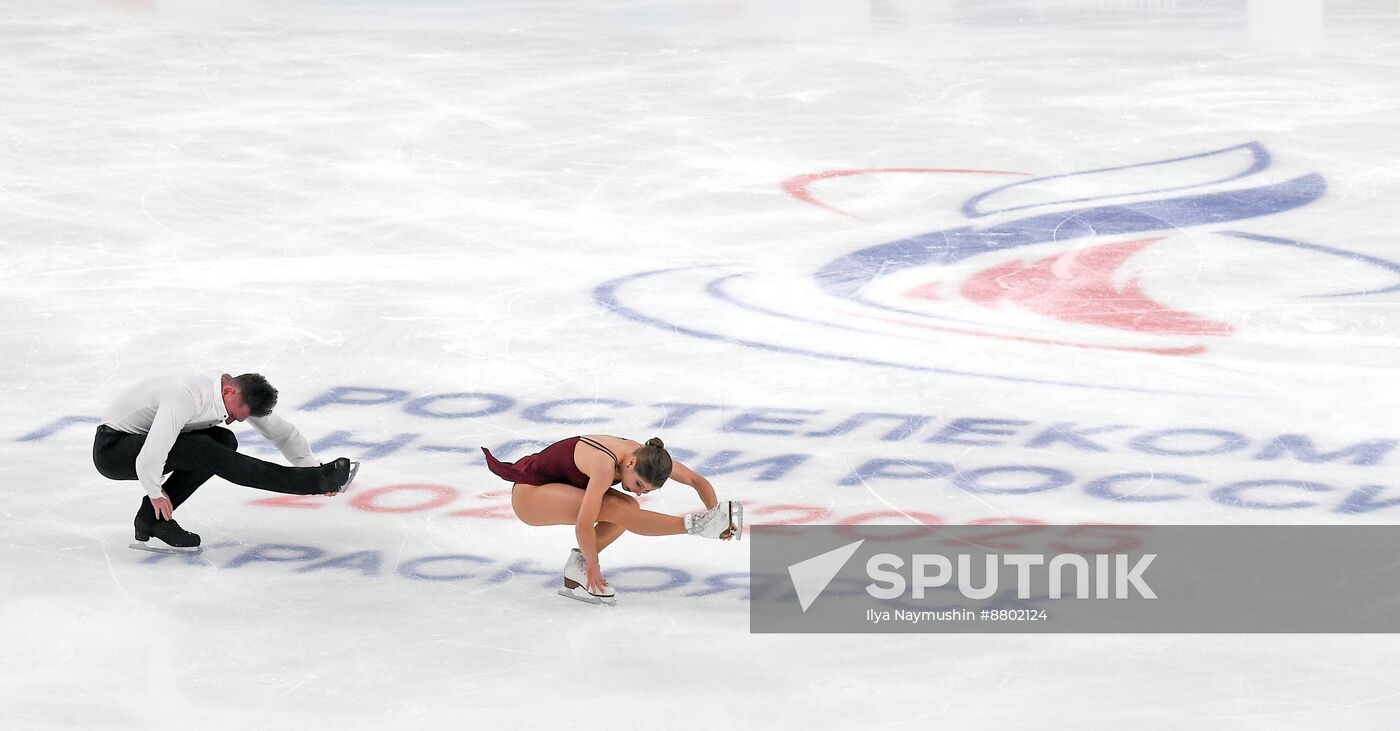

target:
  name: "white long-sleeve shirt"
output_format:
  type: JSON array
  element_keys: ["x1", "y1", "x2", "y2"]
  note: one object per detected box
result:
[{"x1": 102, "y1": 371, "x2": 320, "y2": 499}]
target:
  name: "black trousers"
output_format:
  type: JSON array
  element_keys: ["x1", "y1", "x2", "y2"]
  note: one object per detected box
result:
[{"x1": 92, "y1": 425, "x2": 326, "y2": 525}]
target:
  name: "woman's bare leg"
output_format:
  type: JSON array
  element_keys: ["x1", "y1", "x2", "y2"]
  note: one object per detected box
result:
[
  {"x1": 511, "y1": 483, "x2": 685, "y2": 540},
  {"x1": 595, "y1": 522, "x2": 627, "y2": 552}
]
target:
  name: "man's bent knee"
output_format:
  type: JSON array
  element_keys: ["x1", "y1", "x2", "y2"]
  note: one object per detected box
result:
[{"x1": 206, "y1": 427, "x2": 238, "y2": 450}]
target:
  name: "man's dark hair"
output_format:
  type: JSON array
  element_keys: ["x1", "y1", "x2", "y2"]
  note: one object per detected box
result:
[{"x1": 233, "y1": 373, "x2": 278, "y2": 417}]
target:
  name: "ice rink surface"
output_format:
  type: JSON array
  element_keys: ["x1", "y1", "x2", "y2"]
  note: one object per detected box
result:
[{"x1": 3, "y1": 0, "x2": 1400, "y2": 727}]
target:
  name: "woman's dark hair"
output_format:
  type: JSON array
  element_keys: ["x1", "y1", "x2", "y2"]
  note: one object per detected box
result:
[
  {"x1": 233, "y1": 373, "x2": 279, "y2": 417},
  {"x1": 634, "y1": 437, "x2": 673, "y2": 487}
]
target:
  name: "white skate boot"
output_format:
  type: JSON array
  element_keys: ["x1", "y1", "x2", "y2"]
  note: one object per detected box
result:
[
  {"x1": 559, "y1": 548, "x2": 617, "y2": 606},
  {"x1": 685, "y1": 500, "x2": 744, "y2": 540}
]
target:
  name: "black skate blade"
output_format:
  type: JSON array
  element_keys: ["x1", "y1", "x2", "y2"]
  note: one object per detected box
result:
[{"x1": 129, "y1": 541, "x2": 202, "y2": 555}]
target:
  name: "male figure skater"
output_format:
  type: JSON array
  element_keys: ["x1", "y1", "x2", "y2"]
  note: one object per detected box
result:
[{"x1": 93, "y1": 371, "x2": 359, "y2": 552}]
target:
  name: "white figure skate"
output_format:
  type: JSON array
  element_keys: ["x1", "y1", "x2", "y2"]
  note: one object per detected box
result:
[
  {"x1": 685, "y1": 500, "x2": 744, "y2": 540},
  {"x1": 558, "y1": 548, "x2": 617, "y2": 606}
]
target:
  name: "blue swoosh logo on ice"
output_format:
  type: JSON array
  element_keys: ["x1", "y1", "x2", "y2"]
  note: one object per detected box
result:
[{"x1": 816, "y1": 174, "x2": 1326, "y2": 298}]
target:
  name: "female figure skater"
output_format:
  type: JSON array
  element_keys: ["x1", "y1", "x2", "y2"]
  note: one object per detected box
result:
[{"x1": 482, "y1": 435, "x2": 742, "y2": 605}]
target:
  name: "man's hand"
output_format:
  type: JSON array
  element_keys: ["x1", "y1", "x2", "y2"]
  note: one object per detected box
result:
[{"x1": 151, "y1": 495, "x2": 173, "y2": 521}]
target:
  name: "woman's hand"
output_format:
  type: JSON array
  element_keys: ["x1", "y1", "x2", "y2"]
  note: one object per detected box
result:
[{"x1": 586, "y1": 561, "x2": 609, "y2": 596}]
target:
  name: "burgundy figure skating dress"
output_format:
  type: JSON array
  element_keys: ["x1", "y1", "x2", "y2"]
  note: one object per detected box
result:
[{"x1": 481, "y1": 436, "x2": 620, "y2": 488}]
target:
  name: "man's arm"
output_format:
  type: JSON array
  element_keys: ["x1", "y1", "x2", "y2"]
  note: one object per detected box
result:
[
  {"x1": 134, "y1": 391, "x2": 197, "y2": 501},
  {"x1": 247, "y1": 413, "x2": 319, "y2": 467}
]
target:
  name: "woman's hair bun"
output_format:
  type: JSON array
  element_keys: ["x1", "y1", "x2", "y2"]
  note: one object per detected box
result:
[{"x1": 644, "y1": 437, "x2": 665, "y2": 449}]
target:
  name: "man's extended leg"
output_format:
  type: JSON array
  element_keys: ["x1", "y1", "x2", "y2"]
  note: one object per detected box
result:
[
  {"x1": 94, "y1": 424, "x2": 292, "y2": 492},
  {"x1": 162, "y1": 426, "x2": 238, "y2": 510},
  {"x1": 163, "y1": 429, "x2": 340, "y2": 495},
  {"x1": 96, "y1": 424, "x2": 350, "y2": 522},
  {"x1": 96, "y1": 423, "x2": 347, "y2": 497},
  {"x1": 94, "y1": 425, "x2": 353, "y2": 551}
]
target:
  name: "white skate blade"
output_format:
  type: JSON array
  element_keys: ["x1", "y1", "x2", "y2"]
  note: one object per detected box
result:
[
  {"x1": 129, "y1": 540, "x2": 202, "y2": 555},
  {"x1": 730, "y1": 501, "x2": 744, "y2": 541},
  {"x1": 563, "y1": 574, "x2": 615, "y2": 599},
  {"x1": 558, "y1": 586, "x2": 617, "y2": 606}
]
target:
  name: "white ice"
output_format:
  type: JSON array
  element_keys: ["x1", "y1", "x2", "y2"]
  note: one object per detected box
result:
[{"x1": 3, "y1": 0, "x2": 1400, "y2": 728}]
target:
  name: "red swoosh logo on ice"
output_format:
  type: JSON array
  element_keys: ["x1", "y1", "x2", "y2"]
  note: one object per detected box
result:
[
  {"x1": 782, "y1": 167, "x2": 1028, "y2": 219},
  {"x1": 945, "y1": 237, "x2": 1234, "y2": 336}
]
